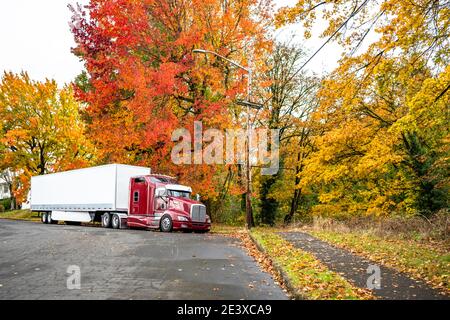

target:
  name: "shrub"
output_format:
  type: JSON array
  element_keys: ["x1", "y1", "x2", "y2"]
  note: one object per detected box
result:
[
  {"x1": 0, "y1": 204, "x2": 4, "y2": 213},
  {"x1": 0, "y1": 198, "x2": 12, "y2": 211}
]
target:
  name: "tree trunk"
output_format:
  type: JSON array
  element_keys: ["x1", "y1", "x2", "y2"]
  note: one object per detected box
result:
[
  {"x1": 284, "y1": 188, "x2": 301, "y2": 224},
  {"x1": 284, "y1": 151, "x2": 302, "y2": 224},
  {"x1": 260, "y1": 175, "x2": 278, "y2": 226},
  {"x1": 10, "y1": 196, "x2": 17, "y2": 211}
]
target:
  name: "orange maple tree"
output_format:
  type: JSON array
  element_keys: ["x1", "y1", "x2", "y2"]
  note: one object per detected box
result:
[{"x1": 70, "y1": 0, "x2": 273, "y2": 199}]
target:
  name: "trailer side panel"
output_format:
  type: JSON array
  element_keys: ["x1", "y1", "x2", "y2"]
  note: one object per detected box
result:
[{"x1": 30, "y1": 164, "x2": 150, "y2": 212}]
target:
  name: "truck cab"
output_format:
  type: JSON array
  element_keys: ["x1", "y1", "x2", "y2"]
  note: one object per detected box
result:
[{"x1": 126, "y1": 174, "x2": 211, "y2": 233}]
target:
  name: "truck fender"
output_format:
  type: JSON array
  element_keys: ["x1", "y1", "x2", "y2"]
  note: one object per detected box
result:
[{"x1": 163, "y1": 209, "x2": 186, "y2": 220}]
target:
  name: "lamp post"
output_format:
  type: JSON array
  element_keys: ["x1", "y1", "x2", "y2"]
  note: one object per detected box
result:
[{"x1": 192, "y1": 49, "x2": 259, "y2": 229}]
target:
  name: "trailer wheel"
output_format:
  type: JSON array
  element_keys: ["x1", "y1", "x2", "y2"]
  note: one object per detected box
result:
[
  {"x1": 160, "y1": 215, "x2": 173, "y2": 232},
  {"x1": 101, "y1": 213, "x2": 111, "y2": 228},
  {"x1": 41, "y1": 212, "x2": 48, "y2": 224},
  {"x1": 46, "y1": 212, "x2": 56, "y2": 224},
  {"x1": 111, "y1": 214, "x2": 120, "y2": 229}
]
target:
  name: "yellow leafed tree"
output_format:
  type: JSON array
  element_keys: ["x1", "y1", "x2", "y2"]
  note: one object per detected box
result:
[
  {"x1": 276, "y1": 0, "x2": 449, "y2": 217},
  {"x1": 0, "y1": 72, "x2": 95, "y2": 205}
]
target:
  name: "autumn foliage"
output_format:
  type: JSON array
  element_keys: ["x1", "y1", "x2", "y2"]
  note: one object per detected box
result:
[
  {"x1": 69, "y1": 0, "x2": 273, "y2": 200},
  {"x1": 274, "y1": 0, "x2": 449, "y2": 217},
  {"x1": 0, "y1": 0, "x2": 447, "y2": 221}
]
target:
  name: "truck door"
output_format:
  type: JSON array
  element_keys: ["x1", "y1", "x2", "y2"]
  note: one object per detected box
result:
[
  {"x1": 130, "y1": 177, "x2": 148, "y2": 216},
  {"x1": 154, "y1": 187, "x2": 168, "y2": 213}
]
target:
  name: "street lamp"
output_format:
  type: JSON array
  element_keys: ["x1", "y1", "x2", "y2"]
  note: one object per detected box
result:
[{"x1": 192, "y1": 48, "x2": 260, "y2": 229}]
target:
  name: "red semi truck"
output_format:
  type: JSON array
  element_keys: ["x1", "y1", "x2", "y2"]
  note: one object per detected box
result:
[{"x1": 30, "y1": 164, "x2": 211, "y2": 233}]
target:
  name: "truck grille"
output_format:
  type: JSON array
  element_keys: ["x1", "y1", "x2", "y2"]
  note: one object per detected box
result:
[{"x1": 191, "y1": 205, "x2": 206, "y2": 222}]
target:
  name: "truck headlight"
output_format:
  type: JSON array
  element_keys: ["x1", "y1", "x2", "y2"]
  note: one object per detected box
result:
[
  {"x1": 206, "y1": 215, "x2": 211, "y2": 223},
  {"x1": 178, "y1": 215, "x2": 189, "y2": 222}
]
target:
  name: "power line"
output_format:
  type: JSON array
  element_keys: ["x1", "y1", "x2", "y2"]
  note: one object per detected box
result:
[
  {"x1": 272, "y1": 0, "x2": 371, "y2": 92},
  {"x1": 297, "y1": 0, "x2": 370, "y2": 74}
]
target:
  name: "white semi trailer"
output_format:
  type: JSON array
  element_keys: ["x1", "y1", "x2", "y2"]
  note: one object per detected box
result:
[
  {"x1": 30, "y1": 164, "x2": 211, "y2": 232},
  {"x1": 31, "y1": 164, "x2": 151, "y2": 225}
]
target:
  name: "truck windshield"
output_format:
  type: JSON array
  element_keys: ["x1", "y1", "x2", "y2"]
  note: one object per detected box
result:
[{"x1": 167, "y1": 190, "x2": 191, "y2": 199}]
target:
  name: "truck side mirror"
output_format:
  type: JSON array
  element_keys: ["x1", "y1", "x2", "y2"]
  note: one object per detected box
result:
[
  {"x1": 195, "y1": 194, "x2": 201, "y2": 201},
  {"x1": 157, "y1": 195, "x2": 168, "y2": 203}
]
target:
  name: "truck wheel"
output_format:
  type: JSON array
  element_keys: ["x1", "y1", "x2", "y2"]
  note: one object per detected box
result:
[
  {"x1": 41, "y1": 212, "x2": 48, "y2": 224},
  {"x1": 101, "y1": 213, "x2": 111, "y2": 228},
  {"x1": 160, "y1": 215, "x2": 173, "y2": 232},
  {"x1": 111, "y1": 214, "x2": 120, "y2": 229}
]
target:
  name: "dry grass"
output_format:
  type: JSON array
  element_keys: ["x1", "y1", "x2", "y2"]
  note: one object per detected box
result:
[
  {"x1": 288, "y1": 210, "x2": 449, "y2": 242},
  {"x1": 0, "y1": 209, "x2": 40, "y2": 222}
]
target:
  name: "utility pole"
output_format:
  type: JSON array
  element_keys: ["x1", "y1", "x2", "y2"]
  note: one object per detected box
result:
[
  {"x1": 245, "y1": 68, "x2": 253, "y2": 228},
  {"x1": 192, "y1": 49, "x2": 261, "y2": 228}
]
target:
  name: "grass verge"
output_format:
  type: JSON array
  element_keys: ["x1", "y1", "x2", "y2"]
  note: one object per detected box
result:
[
  {"x1": 308, "y1": 229, "x2": 450, "y2": 294},
  {"x1": 0, "y1": 209, "x2": 40, "y2": 222},
  {"x1": 210, "y1": 223, "x2": 244, "y2": 235},
  {"x1": 250, "y1": 228, "x2": 373, "y2": 300}
]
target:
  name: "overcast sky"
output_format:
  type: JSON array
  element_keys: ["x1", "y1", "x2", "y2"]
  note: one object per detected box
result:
[{"x1": 0, "y1": 0, "x2": 344, "y2": 85}]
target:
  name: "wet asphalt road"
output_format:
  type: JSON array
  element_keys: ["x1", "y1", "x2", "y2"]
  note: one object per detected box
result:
[{"x1": 0, "y1": 219, "x2": 287, "y2": 300}]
